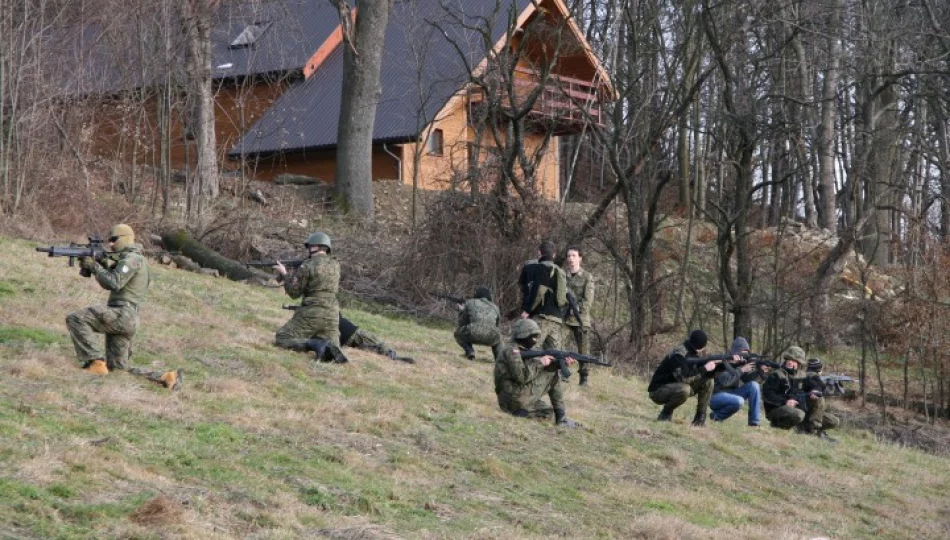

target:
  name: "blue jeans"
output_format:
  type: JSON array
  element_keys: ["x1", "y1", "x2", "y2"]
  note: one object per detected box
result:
[{"x1": 709, "y1": 382, "x2": 761, "y2": 426}]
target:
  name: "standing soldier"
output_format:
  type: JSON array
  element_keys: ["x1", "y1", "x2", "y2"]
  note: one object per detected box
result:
[
  {"x1": 67, "y1": 224, "x2": 182, "y2": 390},
  {"x1": 274, "y1": 232, "x2": 346, "y2": 363},
  {"x1": 563, "y1": 246, "x2": 595, "y2": 386},
  {"x1": 494, "y1": 318, "x2": 580, "y2": 427},
  {"x1": 454, "y1": 286, "x2": 502, "y2": 361},
  {"x1": 519, "y1": 241, "x2": 568, "y2": 350}
]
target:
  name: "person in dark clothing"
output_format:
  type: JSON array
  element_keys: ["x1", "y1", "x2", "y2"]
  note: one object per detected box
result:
[
  {"x1": 648, "y1": 330, "x2": 717, "y2": 426},
  {"x1": 708, "y1": 337, "x2": 762, "y2": 426},
  {"x1": 518, "y1": 241, "x2": 568, "y2": 350}
]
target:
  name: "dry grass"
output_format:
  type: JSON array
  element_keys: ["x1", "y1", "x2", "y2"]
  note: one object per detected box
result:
[{"x1": 2, "y1": 235, "x2": 950, "y2": 539}]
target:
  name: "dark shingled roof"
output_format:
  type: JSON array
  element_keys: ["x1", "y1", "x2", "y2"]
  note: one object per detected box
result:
[
  {"x1": 50, "y1": 0, "x2": 339, "y2": 96},
  {"x1": 229, "y1": 0, "x2": 533, "y2": 157}
]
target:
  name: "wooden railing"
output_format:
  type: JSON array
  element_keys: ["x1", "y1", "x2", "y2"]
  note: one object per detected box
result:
[{"x1": 468, "y1": 66, "x2": 603, "y2": 134}]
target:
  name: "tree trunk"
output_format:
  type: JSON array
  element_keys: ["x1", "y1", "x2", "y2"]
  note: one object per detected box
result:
[
  {"x1": 182, "y1": 0, "x2": 219, "y2": 222},
  {"x1": 817, "y1": 0, "x2": 841, "y2": 233},
  {"x1": 334, "y1": 0, "x2": 392, "y2": 219},
  {"x1": 160, "y1": 229, "x2": 271, "y2": 282}
]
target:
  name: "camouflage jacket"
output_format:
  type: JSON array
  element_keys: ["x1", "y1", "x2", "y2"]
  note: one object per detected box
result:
[
  {"x1": 494, "y1": 341, "x2": 558, "y2": 409},
  {"x1": 564, "y1": 268, "x2": 594, "y2": 327},
  {"x1": 283, "y1": 254, "x2": 340, "y2": 310},
  {"x1": 92, "y1": 244, "x2": 149, "y2": 306},
  {"x1": 458, "y1": 298, "x2": 500, "y2": 330}
]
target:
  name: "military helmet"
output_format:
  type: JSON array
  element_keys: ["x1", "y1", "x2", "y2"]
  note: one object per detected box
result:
[
  {"x1": 511, "y1": 318, "x2": 541, "y2": 339},
  {"x1": 109, "y1": 223, "x2": 135, "y2": 251},
  {"x1": 782, "y1": 346, "x2": 806, "y2": 367},
  {"x1": 305, "y1": 231, "x2": 332, "y2": 252}
]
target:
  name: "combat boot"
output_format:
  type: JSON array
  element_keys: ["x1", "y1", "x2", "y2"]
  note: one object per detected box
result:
[
  {"x1": 462, "y1": 344, "x2": 476, "y2": 361},
  {"x1": 159, "y1": 369, "x2": 183, "y2": 391},
  {"x1": 656, "y1": 405, "x2": 675, "y2": 422},
  {"x1": 554, "y1": 409, "x2": 581, "y2": 428},
  {"x1": 578, "y1": 371, "x2": 589, "y2": 387},
  {"x1": 328, "y1": 345, "x2": 348, "y2": 364},
  {"x1": 691, "y1": 412, "x2": 707, "y2": 427},
  {"x1": 83, "y1": 359, "x2": 109, "y2": 375},
  {"x1": 305, "y1": 339, "x2": 330, "y2": 362}
]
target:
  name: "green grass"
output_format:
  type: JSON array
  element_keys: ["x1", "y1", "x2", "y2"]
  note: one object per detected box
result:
[{"x1": 0, "y1": 235, "x2": 949, "y2": 538}]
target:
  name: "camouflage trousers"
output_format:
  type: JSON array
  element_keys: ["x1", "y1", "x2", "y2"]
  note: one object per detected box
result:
[
  {"x1": 66, "y1": 304, "x2": 139, "y2": 370},
  {"x1": 564, "y1": 324, "x2": 590, "y2": 375},
  {"x1": 275, "y1": 306, "x2": 340, "y2": 350},
  {"x1": 532, "y1": 316, "x2": 563, "y2": 350},
  {"x1": 496, "y1": 370, "x2": 564, "y2": 419},
  {"x1": 454, "y1": 324, "x2": 502, "y2": 359},
  {"x1": 649, "y1": 378, "x2": 714, "y2": 416},
  {"x1": 67, "y1": 305, "x2": 170, "y2": 382},
  {"x1": 767, "y1": 396, "x2": 841, "y2": 431},
  {"x1": 345, "y1": 328, "x2": 392, "y2": 356}
]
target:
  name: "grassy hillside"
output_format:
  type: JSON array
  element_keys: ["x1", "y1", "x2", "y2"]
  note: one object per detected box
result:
[{"x1": 1, "y1": 235, "x2": 948, "y2": 540}]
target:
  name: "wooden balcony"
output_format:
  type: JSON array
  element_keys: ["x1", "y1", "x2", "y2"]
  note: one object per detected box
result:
[{"x1": 467, "y1": 67, "x2": 603, "y2": 135}]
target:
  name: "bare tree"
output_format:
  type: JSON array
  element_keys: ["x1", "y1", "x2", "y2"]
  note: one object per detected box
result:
[{"x1": 334, "y1": 0, "x2": 393, "y2": 220}]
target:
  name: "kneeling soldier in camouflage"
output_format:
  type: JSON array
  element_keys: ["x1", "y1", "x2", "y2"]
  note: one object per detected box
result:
[
  {"x1": 67, "y1": 224, "x2": 181, "y2": 390},
  {"x1": 274, "y1": 232, "x2": 347, "y2": 363},
  {"x1": 762, "y1": 346, "x2": 838, "y2": 441},
  {"x1": 454, "y1": 286, "x2": 502, "y2": 361},
  {"x1": 494, "y1": 319, "x2": 580, "y2": 427}
]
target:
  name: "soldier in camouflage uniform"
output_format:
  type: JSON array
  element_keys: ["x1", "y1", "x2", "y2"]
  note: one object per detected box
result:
[
  {"x1": 519, "y1": 242, "x2": 567, "y2": 351},
  {"x1": 454, "y1": 286, "x2": 502, "y2": 361},
  {"x1": 762, "y1": 346, "x2": 838, "y2": 441},
  {"x1": 647, "y1": 330, "x2": 716, "y2": 426},
  {"x1": 563, "y1": 246, "x2": 595, "y2": 386},
  {"x1": 340, "y1": 314, "x2": 414, "y2": 363},
  {"x1": 274, "y1": 232, "x2": 346, "y2": 363},
  {"x1": 67, "y1": 224, "x2": 182, "y2": 390},
  {"x1": 494, "y1": 319, "x2": 579, "y2": 427}
]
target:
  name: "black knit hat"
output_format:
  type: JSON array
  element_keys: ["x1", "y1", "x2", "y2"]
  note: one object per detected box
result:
[
  {"x1": 688, "y1": 330, "x2": 708, "y2": 351},
  {"x1": 474, "y1": 286, "x2": 492, "y2": 301},
  {"x1": 806, "y1": 359, "x2": 823, "y2": 372}
]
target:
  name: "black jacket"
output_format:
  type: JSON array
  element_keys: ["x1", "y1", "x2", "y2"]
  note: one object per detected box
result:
[{"x1": 648, "y1": 342, "x2": 714, "y2": 392}]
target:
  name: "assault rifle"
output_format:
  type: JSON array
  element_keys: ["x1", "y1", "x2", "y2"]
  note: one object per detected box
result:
[
  {"x1": 565, "y1": 291, "x2": 583, "y2": 325},
  {"x1": 246, "y1": 259, "x2": 305, "y2": 270},
  {"x1": 819, "y1": 374, "x2": 857, "y2": 397},
  {"x1": 35, "y1": 234, "x2": 107, "y2": 277},
  {"x1": 519, "y1": 349, "x2": 611, "y2": 380},
  {"x1": 431, "y1": 292, "x2": 466, "y2": 305}
]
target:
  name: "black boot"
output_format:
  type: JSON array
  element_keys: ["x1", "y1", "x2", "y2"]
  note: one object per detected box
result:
[
  {"x1": 554, "y1": 409, "x2": 580, "y2": 428},
  {"x1": 462, "y1": 343, "x2": 476, "y2": 361},
  {"x1": 691, "y1": 412, "x2": 707, "y2": 427},
  {"x1": 579, "y1": 371, "x2": 589, "y2": 387},
  {"x1": 328, "y1": 345, "x2": 349, "y2": 364},
  {"x1": 304, "y1": 339, "x2": 330, "y2": 362},
  {"x1": 656, "y1": 405, "x2": 675, "y2": 421}
]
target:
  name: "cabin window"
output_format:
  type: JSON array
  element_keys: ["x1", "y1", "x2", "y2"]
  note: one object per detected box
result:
[
  {"x1": 427, "y1": 129, "x2": 444, "y2": 156},
  {"x1": 230, "y1": 21, "x2": 272, "y2": 48}
]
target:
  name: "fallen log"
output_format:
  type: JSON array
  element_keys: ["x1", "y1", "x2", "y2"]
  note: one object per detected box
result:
[{"x1": 160, "y1": 229, "x2": 273, "y2": 282}]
